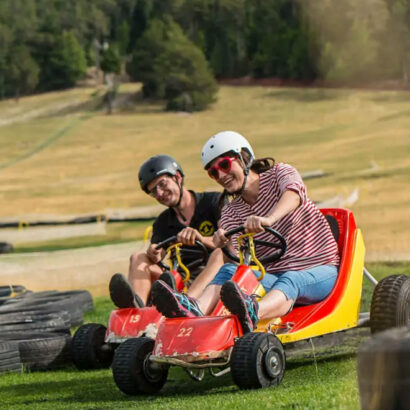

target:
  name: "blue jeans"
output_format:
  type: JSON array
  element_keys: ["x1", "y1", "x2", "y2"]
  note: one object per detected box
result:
[{"x1": 209, "y1": 263, "x2": 338, "y2": 304}]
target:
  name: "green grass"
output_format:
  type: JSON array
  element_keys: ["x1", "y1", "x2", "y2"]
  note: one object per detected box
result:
[{"x1": 1, "y1": 262, "x2": 408, "y2": 409}]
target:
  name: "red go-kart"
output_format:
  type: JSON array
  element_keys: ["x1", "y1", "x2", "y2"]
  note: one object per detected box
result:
[
  {"x1": 111, "y1": 208, "x2": 410, "y2": 394},
  {"x1": 70, "y1": 236, "x2": 209, "y2": 370}
]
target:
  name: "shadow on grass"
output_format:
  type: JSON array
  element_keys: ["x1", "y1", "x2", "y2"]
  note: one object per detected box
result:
[
  {"x1": 0, "y1": 367, "x2": 238, "y2": 406},
  {"x1": 263, "y1": 89, "x2": 340, "y2": 102},
  {"x1": 287, "y1": 350, "x2": 358, "y2": 370},
  {"x1": 368, "y1": 93, "x2": 410, "y2": 104},
  {"x1": 377, "y1": 110, "x2": 410, "y2": 122}
]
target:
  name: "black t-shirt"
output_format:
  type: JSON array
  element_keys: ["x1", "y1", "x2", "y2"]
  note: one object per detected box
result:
[{"x1": 151, "y1": 190, "x2": 220, "y2": 244}]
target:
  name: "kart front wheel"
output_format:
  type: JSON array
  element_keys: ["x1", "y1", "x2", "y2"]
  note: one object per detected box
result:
[
  {"x1": 370, "y1": 274, "x2": 410, "y2": 334},
  {"x1": 71, "y1": 323, "x2": 113, "y2": 370},
  {"x1": 230, "y1": 332, "x2": 285, "y2": 390},
  {"x1": 112, "y1": 337, "x2": 168, "y2": 395}
]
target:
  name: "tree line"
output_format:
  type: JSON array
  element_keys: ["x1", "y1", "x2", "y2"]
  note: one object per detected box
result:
[{"x1": 0, "y1": 0, "x2": 409, "y2": 111}]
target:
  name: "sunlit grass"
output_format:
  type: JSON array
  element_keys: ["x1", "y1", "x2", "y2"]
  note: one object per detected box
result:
[{"x1": 0, "y1": 84, "x2": 409, "y2": 254}]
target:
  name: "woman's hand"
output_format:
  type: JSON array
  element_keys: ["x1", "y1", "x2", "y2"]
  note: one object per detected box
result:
[
  {"x1": 213, "y1": 228, "x2": 229, "y2": 248},
  {"x1": 244, "y1": 215, "x2": 273, "y2": 233}
]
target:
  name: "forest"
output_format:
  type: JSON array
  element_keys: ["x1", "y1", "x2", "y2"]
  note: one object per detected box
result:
[{"x1": 0, "y1": 0, "x2": 409, "y2": 109}]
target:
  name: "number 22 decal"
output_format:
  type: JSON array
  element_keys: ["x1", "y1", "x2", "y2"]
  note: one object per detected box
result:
[{"x1": 177, "y1": 327, "x2": 193, "y2": 337}]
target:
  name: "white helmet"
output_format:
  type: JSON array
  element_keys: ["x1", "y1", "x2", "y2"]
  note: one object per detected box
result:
[{"x1": 201, "y1": 131, "x2": 254, "y2": 168}]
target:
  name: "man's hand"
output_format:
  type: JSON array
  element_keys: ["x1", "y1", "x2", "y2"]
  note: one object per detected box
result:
[
  {"x1": 146, "y1": 243, "x2": 163, "y2": 264},
  {"x1": 177, "y1": 227, "x2": 203, "y2": 246}
]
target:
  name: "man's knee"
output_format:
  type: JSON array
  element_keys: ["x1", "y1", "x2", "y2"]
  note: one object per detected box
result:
[{"x1": 129, "y1": 250, "x2": 151, "y2": 269}]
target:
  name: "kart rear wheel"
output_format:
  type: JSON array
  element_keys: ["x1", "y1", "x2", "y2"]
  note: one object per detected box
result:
[
  {"x1": 370, "y1": 274, "x2": 410, "y2": 334},
  {"x1": 230, "y1": 332, "x2": 285, "y2": 390},
  {"x1": 112, "y1": 337, "x2": 168, "y2": 395},
  {"x1": 71, "y1": 323, "x2": 113, "y2": 370}
]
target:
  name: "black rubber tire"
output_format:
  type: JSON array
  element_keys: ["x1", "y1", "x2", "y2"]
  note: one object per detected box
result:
[
  {"x1": 0, "y1": 310, "x2": 71, "y2": 326},
  {"x1": 358, "y1": 326, "x2": 410, "y2": 410},
  {"x1": 0, "y1": 332, "x2": 71, "y2": 371},
  {"x1": 0, "y1": 242, "x2": 13, "y2": 254},
  {"x1": 25, "y1": 290, "x2": 94, "y2": 313},
  {"x1": 370, "y1": 274, "x2": 410, "y2": 334},
  {"x1": 0, "y1": 285, "x2": 26, "y2": 298},
  {"x1": 0, "y1": 299, "x2": 84, "y2": 326},
  {"x1": 0, "y1": 341, "x2": 22, "y2": 373},
  {"x1": 0, "y1": 316, "x2": 70, "y2": 334},
  {"x1": 230, "y1": 332, "x2": 285, "y2": 390},
  {"x1": 71, "y1": 323, "x2": 113, "y2": 370},
  {"x1": 112, "y1": 337, "x2": 168, "y2": 395}
]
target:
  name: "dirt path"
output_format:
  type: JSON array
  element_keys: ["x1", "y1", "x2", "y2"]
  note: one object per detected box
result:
[
  {"x1": 0, "y1": 242, "x2": 143, "y2": 296},
  {"x1": 1, "y1": 241, "x2": 408, "y2": 298}
]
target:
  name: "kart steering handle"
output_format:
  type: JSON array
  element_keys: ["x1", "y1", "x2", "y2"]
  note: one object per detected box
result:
[
  {"x1": 155, "y1": 236, "x2": 208, "y2": 271},
  {"x1": 221, "y1": 226, "x2": 287, "y2": 264}
]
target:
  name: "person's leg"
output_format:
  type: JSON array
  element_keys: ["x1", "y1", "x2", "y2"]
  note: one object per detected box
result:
[
  {"x1": 196, "y1": 263, "x2": 238, "y2": 314},
  {"x1": 221, "y1": 265, "x2": 338, "y2": 332},
  {"x1": 128, "y1": 250, "x2": 163, "y2": 305},
  {"x1": 151, "y1": 263, "x2": 238, "y2": 318},
  {"x1": 259, "y1": 264, "x2": 338, "y2": 319},
  {"x1": 187, "y1": 248, "x2": 224, "y2": 299}
]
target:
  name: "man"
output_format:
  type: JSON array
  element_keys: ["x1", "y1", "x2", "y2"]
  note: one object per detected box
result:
[{"x1": 109, "y1": 154, "x2": 223, "y2": 308}]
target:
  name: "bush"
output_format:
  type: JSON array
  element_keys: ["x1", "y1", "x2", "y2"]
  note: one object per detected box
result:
[{"x1": 128, "y1": 18, "x2": 217, "y2": 111}]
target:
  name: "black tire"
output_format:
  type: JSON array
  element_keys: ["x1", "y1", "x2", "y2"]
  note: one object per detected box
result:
[
  {"x1": 0, "y1": 341, "x2": 22, "y2": 374},
  {"x1": 0, "y1": 299, "x2": 84, "y2": 327},
  {"x1": 0, "y1": 332, "x2": 71, "y2": 371},
  {"x1": 0, "y1": 310, "x2": 71, "y2": 327},
  {"x1": 0, "y1": 316, "x2": 70, "y2": 334},
  {"x1": 358, "y1": 326, "x2": 410, "y2": 410},
  {"x1": 0, "y1": 285, "x2": 26, "y2": 297},
  {"x1": 71, "y1": 324, "x2": 113, "y2": 370},
  {"x1": 230, "y1": 332, "x2": 285, "y2": 390},
  {"x1": 25, "y1": 290, "x2": 94, "y2": 313},
  {"x1": 112, "y1": 337, "x2": 168, "y2": 395},
  {"x1": 0, "y1": 242, "x2": 13, "y2": 254},
  {"x1": 370, "y1": 274, "x2": 410, "y2": 334}
]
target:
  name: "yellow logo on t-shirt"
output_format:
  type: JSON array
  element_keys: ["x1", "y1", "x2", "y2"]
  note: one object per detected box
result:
[{"x1": 199, "y1": 220, "x2": 215, "y2": 236}]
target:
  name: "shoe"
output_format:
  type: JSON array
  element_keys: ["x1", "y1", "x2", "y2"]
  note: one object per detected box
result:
[
  {"x1": 109, "y1": 273, "x2": 145, "y2": 308},
  {"x1": 220, "y1": 280, "x2": 259, "y2": 334},
  {"x1": 158, "y1": 271, "x2": 177, "y2": 290},
  {"x1": 151, "y1": 280, "x2": 203, "y2": 318}
]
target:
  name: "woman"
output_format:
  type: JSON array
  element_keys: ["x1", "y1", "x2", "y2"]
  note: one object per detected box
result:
[{"x1": 151, "y1": 131, "x2": 339, "y2": 333}]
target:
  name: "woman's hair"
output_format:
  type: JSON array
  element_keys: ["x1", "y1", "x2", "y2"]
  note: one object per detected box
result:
[{"x1": 218, "y1": 149, "x2": 275, "y2": 209}]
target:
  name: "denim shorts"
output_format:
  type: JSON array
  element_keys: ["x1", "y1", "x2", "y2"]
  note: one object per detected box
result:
[{"x1": 209, "y1": 263, "x2": 338, "y2": 304}]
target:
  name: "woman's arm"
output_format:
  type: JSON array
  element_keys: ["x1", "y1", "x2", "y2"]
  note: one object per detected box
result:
[{"x1": 244, "y1": 190, "x2": 300, "y2": 233}]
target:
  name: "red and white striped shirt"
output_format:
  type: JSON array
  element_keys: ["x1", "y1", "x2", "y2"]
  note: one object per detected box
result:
[{"x1": 220, "y1": 163, "x2": 340, "y2": 273}]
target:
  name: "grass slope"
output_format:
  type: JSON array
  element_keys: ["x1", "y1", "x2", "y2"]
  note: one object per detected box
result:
[{"x1": 0, "y1": 84, "x2": 409, "y2": 255}]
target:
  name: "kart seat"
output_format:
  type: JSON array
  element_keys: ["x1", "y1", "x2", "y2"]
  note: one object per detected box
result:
[
  {"x1": 324, "y1": 214, "x2": 339, "y2": 242},
  {"x1": 277, "y1": 208, "x2": 360, "y2": 335}
]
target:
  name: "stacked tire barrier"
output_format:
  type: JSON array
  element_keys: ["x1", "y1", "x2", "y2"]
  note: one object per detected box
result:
[
  {"x1": 358, "y1": 327, "x2": 410, "y2": 410},
  {"x1": 0, "y1": 285, "x2": 93, "y2": 372}
]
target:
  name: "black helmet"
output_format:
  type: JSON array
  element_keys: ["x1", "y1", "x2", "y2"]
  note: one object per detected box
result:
[{"x1": 138, "y1": 155, "x2": 184, "y2": 192}]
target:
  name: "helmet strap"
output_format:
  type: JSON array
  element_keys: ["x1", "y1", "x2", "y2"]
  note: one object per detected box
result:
[
  {"x1": 173, "y1": 175, "x2": 187, "y2": 222},
  {"x1": 234, "y1": 153, "x2": 253, "y2": 195}
]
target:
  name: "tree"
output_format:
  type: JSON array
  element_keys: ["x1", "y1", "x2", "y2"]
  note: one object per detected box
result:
[
  {"x1": 101, "y1": 46, "x2": 121, "y2": 75},
  {"x1": 6, "y1": 46, "x2": 39, "y2": 100},
  {"x1": 128, "y1": 17, "x2": 217, "y2": 111},
  {"x1": 46, "y1": 31, "x2": 87, "y2": 89}
]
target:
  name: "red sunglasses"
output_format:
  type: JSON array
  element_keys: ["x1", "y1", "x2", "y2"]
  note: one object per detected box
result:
[{"x1": 207, "y1": 157, "x2": 235, "y2": 179}]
